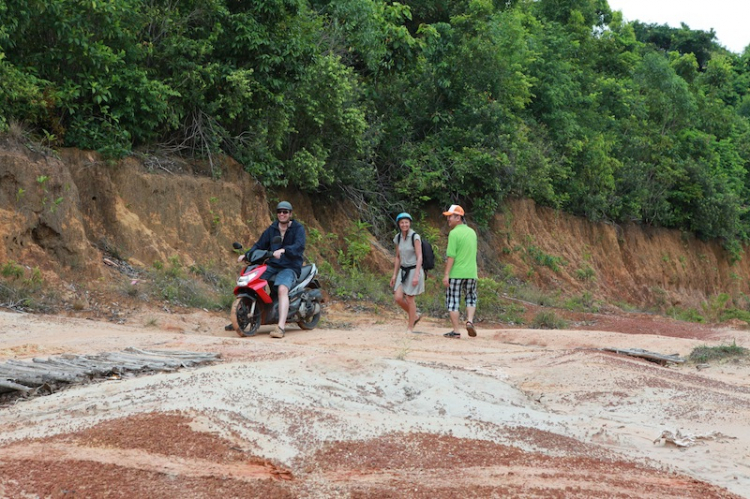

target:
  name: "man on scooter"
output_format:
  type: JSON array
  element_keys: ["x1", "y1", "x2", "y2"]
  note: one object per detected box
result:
[{"x1": 238, "y1": 201, "x2": 306, "y2": 338}]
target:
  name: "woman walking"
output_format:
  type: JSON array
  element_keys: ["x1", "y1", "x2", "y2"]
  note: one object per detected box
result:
[{"x1": 390, "y1": 212, "x2": 425, "y2": 333}]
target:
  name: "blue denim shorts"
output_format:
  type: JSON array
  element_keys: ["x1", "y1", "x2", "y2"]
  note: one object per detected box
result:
[{"x1": 261, "y1": 266, "x2": 298, "y2": 290}]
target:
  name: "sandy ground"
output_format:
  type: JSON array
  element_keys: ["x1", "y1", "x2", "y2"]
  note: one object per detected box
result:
[{"x1": 1, "y1": 304, "x2": 750, "y2": 498}]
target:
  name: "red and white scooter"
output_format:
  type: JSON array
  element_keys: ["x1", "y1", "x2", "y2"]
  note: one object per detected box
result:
[{"x1": 229, "y1": 240, "x2": 323, "y2": 337}]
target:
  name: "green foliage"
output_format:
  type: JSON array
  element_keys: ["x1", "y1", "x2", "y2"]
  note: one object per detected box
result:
[
  {"x1": 0, "y1": 57, "x2": 54, "y2": 133},
  {"x1": 667, "y1": 306, "x2": 704, "y2": 323},
  {"x1": 689, "y1": 341, "x2": 748, "y2": 363},
  {"x1": 323, "y1": 267, "x2": 391, "y2": 304},
  {"x1": 141, "y1": 257, "x2": 231, "y2": 310},
  {"x1": 338, "y1": 220, "x2": 372, "y2": 269},
  {"x1": 574, "y1": 264, "x2": 596, "y2": 281},
  {"x1": 563, "y1": 291, "x2": 598, "y2": 312},
  {"x1": 524, "y1": 245, "x2": 566, "y2": 272},
  {"x1": 719, "y1": 307, "x2": 750, "y2": 325},
  {"x1": 530, "y1": 310, "x2": 568, "y2": 329},
  {"x1": 0, "y1": 261, "x2": 51, "y2": 311},
  {"x1": 701, "y1": 292, "x2": 731, "y2": 322},
  {"x1": 475, "y1": 278, "x2": 526, "y2": 324},
  {"x1": 632, "y1": 22, "x2": 719, "y2": 69},
  {"x1": 1, "y1": 260, "x2": 24, "y2": 279},
  {"x1": 307, "y1": 227, "x2": 323, "y2": 245},
  {"x1": 1, "y1": 0, "x2": 179, "y2": 156},
  {"x1": 208, "y1": 197, "x2": 221, "y2": 231},
  {"x1": 2, "y1": 0, "x2": 750, "y2": 251}
]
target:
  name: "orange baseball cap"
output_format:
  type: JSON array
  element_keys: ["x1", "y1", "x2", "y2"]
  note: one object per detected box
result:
[{"x1": 442, "y1": 204, "x2": 465, "y2": 216}]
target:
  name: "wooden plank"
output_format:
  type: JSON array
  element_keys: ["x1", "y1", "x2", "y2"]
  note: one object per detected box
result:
[
  {"x1": 0, "y1": 379, "x2": 33, "y2": 392},
  {"x1": 125, "y1": 347, "x2": 221, "y2": 362},
  {"x1": 99, "y1": 352, "x2": 182, "y2": 367},
  {"x1": 0, "y1": 348, "x2": 220, "y2": 403},
  {"x1": 602, "y1": 347, "x2": 685, "y2": 365},
  {"x1": 5, "y1": 359, "x2": 87, "y2": 379},
  {"x1": 90, "y1": 355, "x2": 169, "y2": 370},
  {"x1": 1, "y1": 362, "x2": 84, "y2": 382},
  {"x1": 0, "y1": 368, "x2": 46, "y2": 385},
  {"x1": 57, "y1": 356, "x2": 131, "y2": 372},
  {"x1": 33, "y1": 358, "x2": 97, "y2": 375}
]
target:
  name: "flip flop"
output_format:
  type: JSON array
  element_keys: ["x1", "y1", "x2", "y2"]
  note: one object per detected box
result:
[
  {"x1": 466, "y1": 321, "x2": 477, "y2": 337},
  {"x1": 443, "y1": 331, "x2": 461, "y2": 339},
  {"x1": 414, "y1": 314, "x2": 422, "y2": 326}
]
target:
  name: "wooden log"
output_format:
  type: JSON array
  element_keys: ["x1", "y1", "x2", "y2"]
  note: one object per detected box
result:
[
  {"x1": 33, "y1": 358, "x2": 97, "y2": 375},
  {"x1": 5, "y1": 359, "x2": 86, "y2": 378},
  {"x1": 119, "y1": 350, "x2": 199, "y2": 366},
  {"x1": 97, "y1": 353, "x2": 181, "y2": 369},
  {"x1": 1, "y1": 348, "x2": 221, "y2": 402},
  {"x1": 125, "y1": 347, "x2": 220, "y2": 362},
  {"x1": 76, "y1": 356, "x2": 150, "y2": 371},
  {"x1": 602, "y1": 347, "x2": 685, "y2": 365},
  {"x1": 55, "y1": 356, "x2": 125, "y2": 372},
  {"x1": 1, "y1": 361, "x2": 83, "y2": 382},
  {"x1": 0, "y1": 379, "x2": 33, "y2": 392},
  {"x1": 0, "y1": 368, "x2": 46, "y2": 385}
]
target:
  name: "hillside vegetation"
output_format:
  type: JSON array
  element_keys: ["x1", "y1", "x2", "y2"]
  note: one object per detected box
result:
[{"x1": 2, "y1": 0, "x2": 750, "y2": 249}]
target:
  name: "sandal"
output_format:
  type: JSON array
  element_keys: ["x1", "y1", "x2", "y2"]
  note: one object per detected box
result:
[
  {"x1": 443, "y1": 331, "x2": 461, "y2": 339},
  {"x1": 466, "y1": 321, "x2": 477, "y2": 337},
  {"x1": 270, "y1": 326, "x2": 285, "y2": 338},
  {"x1": 414, "y1": 314, "x2": 422, "y2": 326}
]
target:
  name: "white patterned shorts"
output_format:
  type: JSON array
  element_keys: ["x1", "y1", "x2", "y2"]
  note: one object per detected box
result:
[{"x1": 445, "y1": 278, "x2": 478, "y2": 311}]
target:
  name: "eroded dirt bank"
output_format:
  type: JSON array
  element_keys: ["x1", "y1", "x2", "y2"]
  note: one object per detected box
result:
[
  {"x1": 1, "y1": 306, "x2": 749, "y2": 497},
  {"x1": 2, "y1": 143, "x2": 750, "y2": 310}
]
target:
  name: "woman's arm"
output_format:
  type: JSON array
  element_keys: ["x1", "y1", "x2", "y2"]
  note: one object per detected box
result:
[
  {"x1": 412, "y1": 238, "x2": 423, "y2": 286},
  {"x1": 390, "y1": 245, "x2": 401, "y2": 287}
]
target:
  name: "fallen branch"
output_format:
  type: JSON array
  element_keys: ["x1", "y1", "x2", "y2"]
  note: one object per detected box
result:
[{"x1": 602, "y1": 347, "x2": 685, "y2": 365}]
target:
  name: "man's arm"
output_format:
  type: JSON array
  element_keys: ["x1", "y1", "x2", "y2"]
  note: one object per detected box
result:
[
  {"x1": 249, "y1": 226, "x2": 273, "y2": 253},
  {"x1": 443, "y1": 256, "x2": 454, "y2": 287},
  {"x1": 283, "y1": 222, "x2": 306, "y2": 258}
]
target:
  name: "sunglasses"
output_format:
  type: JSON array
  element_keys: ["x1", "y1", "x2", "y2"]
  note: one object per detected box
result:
[{"x1": 277, "y1": 209, "x2": 290, "y2": 214}]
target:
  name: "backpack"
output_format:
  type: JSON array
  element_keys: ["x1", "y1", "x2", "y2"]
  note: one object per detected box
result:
[{"x1": 397, "y1": 233, "x2": 435, "y2": 273}]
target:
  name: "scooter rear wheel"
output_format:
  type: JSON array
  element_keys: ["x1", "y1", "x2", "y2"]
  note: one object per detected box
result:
[
  {"x1": 231, "y1": 296, "x2": 261, "y2": 337},
  {"x1": 297, "y1": 311, "x2": 321, "y2": 330}
]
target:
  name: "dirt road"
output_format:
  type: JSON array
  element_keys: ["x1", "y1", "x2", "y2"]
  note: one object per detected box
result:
[{"x1": 1, "y1": 305, "x2": 749, "y2": 498}]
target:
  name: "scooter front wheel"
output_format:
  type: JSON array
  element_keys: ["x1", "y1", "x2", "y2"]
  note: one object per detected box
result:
[{"x1": 231, "y1": 296, "x2": 261, "y2": 337}]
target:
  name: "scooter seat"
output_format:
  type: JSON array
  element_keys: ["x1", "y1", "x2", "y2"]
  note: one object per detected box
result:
[{"x1": 298, "y1": 265, "x2": 314, "y2": 283}]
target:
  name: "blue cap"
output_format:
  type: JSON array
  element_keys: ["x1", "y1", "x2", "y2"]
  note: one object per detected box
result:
[{"x1": 396, "y1": 212, "x2": 412, "y2": 222}]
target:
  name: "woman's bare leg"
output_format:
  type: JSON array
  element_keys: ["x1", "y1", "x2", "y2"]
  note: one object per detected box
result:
[
  {"x1": 394, "y1": 287, "x2": 409, "y2": 313},
  {"x1": 406, "y1": 295, "x2": 418, "y2": 332}
]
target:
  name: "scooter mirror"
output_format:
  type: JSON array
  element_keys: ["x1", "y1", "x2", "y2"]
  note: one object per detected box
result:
[{"x1": 232, "y1": 242, "x2": 243, "y2": 250}]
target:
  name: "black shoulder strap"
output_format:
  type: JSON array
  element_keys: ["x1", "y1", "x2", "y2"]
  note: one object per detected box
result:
[{"x1": 398, "y1": 232, "x2": 418, "y2": 247}]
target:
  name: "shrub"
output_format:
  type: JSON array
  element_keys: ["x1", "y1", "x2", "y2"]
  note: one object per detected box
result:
[
  {"x1": 689, "y1": 341, "x2": 748, "y2": 363},
  {"x1": 0, "y1": 262, "x2": 53, "y2": 312},
  {"x1": 133, "y1": 257, "x2": 233, "y2": 310},
  {"x1": 530, "y1": 310, "x2": 568, "y2": 329}
]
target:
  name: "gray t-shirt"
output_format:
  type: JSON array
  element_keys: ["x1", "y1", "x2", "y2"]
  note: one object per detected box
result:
[{"x1": 393, "y1": 229, "x2": 425, "y2": 295}]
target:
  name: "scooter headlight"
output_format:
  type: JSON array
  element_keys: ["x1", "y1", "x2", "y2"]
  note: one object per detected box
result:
[{"x1": 237, "y1": 270, "x2": 259, "y2": 286}]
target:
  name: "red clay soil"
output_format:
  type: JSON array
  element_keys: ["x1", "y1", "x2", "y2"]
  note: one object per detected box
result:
[
  {"x1": 520, "y1": 303, "x2": 728, "y2": 341},
  {"x1": 0, "y1": 412, "x2": 741, "y2": 498},
  {"x1": 1, "y1": 307, "x2": 747, "y2": 498}
]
